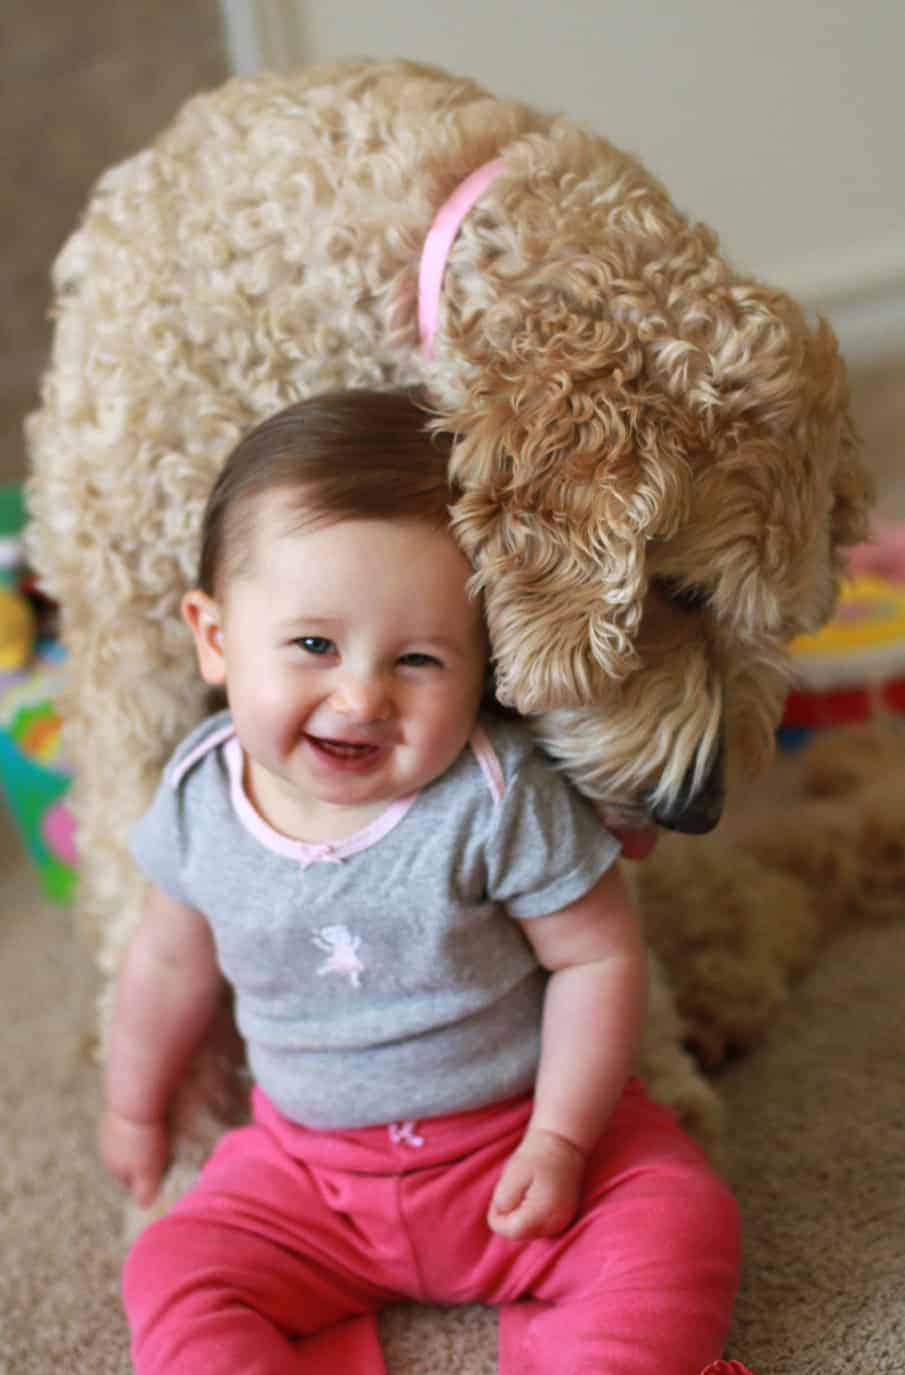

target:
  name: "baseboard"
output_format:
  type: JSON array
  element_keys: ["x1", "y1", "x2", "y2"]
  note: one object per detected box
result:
[
  {"x1": 765, "y1": 235, "x2": 904, "y2": 367},
  {"x1": 806, "y1": 278, "x2": 905, "y2": 369}
]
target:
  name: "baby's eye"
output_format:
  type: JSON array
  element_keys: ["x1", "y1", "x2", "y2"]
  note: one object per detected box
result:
[
  {"x1": 295, "y1": 636, "x2": 335, "y2": 656},
  {"x1": 398, "y1": 652, "x2": 442, "y2": 668}
]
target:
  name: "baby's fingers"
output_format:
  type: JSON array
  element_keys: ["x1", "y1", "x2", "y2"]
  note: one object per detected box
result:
[
  {"x1": 488, "y1": 1146, "x2": 583, "y2": 1240},
  {"x1": 130, "y1": 1164, "x2": 164, "y2": 1209},
  {"x1": 488, "y1": 1165, "x2": 563, "y2": 1239},
  {"x1": 488, "y1": 1154, "x2": 533, "y2": 1220},
  {"x1": 98, "y1": 1112, "x2": 168, "y2": 1208}
]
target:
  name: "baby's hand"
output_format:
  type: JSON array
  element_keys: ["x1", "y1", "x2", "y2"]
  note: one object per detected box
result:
[
  {"x1": 98, "y1": 1108, "x2": 169, "y2": 1208},
  {"x1": 487, "y1": 1128, "x2": 586, "y2": 1240}
]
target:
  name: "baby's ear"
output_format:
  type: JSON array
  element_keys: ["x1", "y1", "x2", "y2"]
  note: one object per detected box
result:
[{"x1": 181, "y1": 589, "x2": 226, "y2": 686}]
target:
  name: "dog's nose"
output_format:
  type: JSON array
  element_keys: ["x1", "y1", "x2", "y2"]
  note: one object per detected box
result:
[{"x1": 651, "y1": 733, "x2": 725, "y2": 834}]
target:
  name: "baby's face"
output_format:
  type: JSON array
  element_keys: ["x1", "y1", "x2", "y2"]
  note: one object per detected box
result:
[{"x1": 188, "y1": 496, "x2": 488, "y2": 837}]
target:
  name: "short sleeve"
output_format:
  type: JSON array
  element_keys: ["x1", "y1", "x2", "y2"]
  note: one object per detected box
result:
[
  {"x1": 128, "y1": 775, "x2": 191, "y2": 904},
  {"x1": 484, "y1": 746, "x2": 621, "y2": 918}
]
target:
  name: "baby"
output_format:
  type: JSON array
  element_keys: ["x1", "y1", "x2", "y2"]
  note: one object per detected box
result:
[{"x1": 99, "y1": 389, "x2": 749, "y2": 1375}]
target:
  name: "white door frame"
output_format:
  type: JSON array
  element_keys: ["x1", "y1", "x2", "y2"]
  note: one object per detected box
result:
[{"x1": 219, "y1": 0, "x2": 306, "y2": 74}]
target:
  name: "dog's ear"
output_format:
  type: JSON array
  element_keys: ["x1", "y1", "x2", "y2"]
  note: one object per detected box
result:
[
  {"x1": 647, "y1": 308, "x2": 874, "y2": 645},
  {"x1": 829, "y1": 412, "x2": 873, "y2": 555},
  {"x1": 802, "y1": 316, "x2": 873, "y2": 562},
  {"x1": 444, "y1": 313, "x2": 694, "y2": 712}
]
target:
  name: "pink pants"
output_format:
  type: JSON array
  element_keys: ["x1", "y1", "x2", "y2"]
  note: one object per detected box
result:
[{"x1": 124, "y1": 1080, "x2": 740, "y2": 1375}]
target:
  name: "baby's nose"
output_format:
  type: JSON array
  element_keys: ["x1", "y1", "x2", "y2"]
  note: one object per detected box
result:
[{"x1": 331, "y1": 672, "x2": 391, "y2": 722}]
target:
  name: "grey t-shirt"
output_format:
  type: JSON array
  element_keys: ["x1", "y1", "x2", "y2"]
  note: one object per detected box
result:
[{"x1": 129, "y1": 710, "x2": 620, "y2": 1128}]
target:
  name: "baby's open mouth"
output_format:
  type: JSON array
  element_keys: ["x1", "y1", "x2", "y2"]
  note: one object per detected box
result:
[{"x1": 307, "y1": 735, "x2": 381, "y2": 760}]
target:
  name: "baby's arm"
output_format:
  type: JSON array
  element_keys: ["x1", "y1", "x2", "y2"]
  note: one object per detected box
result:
[
  {"x1": 98, "y1": 883, "x2": 223, "y2": 1207},
  {"x1": 487, "y1": 864, "x2": 646, "y2": 1240}
]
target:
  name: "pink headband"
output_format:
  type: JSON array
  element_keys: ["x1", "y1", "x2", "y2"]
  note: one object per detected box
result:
[{"x1": 418, "y1": 159, "x2": 506, "y2": 357}]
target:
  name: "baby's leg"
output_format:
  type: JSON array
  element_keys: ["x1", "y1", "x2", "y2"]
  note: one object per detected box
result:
[
  {"x1": 123, "y1": 1122, "x2": 392, "y2": 1375},
  {"x1": 497, "y1": 1082, "x2": 741, "y2": 1375}
]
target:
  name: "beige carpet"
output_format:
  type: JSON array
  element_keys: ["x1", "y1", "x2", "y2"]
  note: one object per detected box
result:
[{"x1": 3, "y1": 797, "x2": 904, "y2": 1375}]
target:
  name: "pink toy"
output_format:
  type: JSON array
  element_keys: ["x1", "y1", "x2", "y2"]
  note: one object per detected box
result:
[{"x1": 848, "y1": 521, "x2": 905, "y2": 583}]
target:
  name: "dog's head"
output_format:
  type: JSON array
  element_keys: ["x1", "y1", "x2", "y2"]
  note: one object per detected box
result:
[{"x1": 440, "y1": 262, "x2": 872, "y2": 832}]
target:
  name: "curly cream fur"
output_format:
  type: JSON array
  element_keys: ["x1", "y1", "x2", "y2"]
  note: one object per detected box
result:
[{"x1": 25, "y1": 58, "x2": 874, "y2": 1226}]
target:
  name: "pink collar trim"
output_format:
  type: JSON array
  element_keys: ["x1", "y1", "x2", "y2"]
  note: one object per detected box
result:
[
  {"x1": 223, "y1": 736, "x2": 418, "y2": 870},
  {"x1": 167, "y1": 721, "x2": 236, "y2": 789},
  {"x1": 467, "y1": 721, "x2": 505, "y2": 807},
  {"x1": 418, "y1": 159, "x2": 506, "y2": 357}
]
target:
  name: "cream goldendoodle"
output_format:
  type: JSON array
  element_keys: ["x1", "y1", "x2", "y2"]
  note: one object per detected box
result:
[{"x1": 25, "y1": 58, "x2": 871, "y2": 1208}]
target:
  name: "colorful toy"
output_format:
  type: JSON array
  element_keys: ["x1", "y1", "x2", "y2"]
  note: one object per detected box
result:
[
  {"x1": 0, "y1": 638, "x2": 76, "y2": 903},
  {"x1": 781, "y1": 525, "x2": 905, "y2": 747},
  {"x1": 0, "y1": 584, "x2": 36, "y2": 671},
  {"x1": 0, "y1": 482, "x2": 76, "y2": 903},
  {"x1": 0, "y1": 481, "x2": 27, "y2": 590}
]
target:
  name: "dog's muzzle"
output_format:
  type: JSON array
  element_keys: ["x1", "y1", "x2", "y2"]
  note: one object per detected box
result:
[{"x1": 650, "y1": 732, "x2": 726, "y2": 835}]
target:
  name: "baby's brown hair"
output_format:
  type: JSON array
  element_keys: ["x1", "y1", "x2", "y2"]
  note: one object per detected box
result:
[{"x1": 198, "y1": 388, "x2": 458, "y2": 597}]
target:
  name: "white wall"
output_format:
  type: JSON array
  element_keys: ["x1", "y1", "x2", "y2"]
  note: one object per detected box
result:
[{"x1": 221, "y1": 0, "x2": 905, "y2": 362}]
